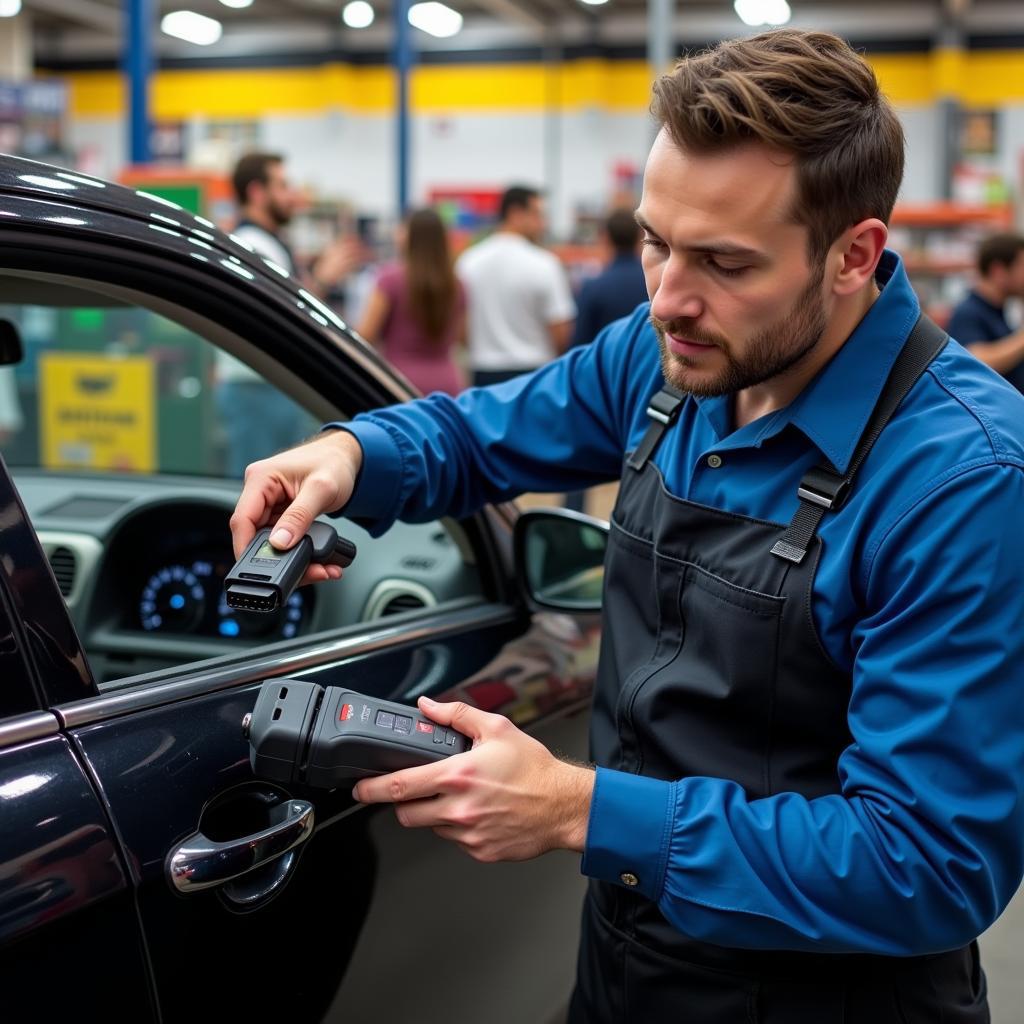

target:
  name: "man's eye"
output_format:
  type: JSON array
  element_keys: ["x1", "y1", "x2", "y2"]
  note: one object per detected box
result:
[
  {"x1": 641, "y1": 237, "x2": 666, "y2": 251},
  {"x1": 709, "y1": 261, "x2": 749, "y2": 278}
]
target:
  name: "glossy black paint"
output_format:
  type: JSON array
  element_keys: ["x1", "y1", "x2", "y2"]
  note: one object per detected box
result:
[
  {"x1": 0, "y1": 733, "x2": 155, "y2": 1018},
  {"x1": 0, "y1": 459, "x2": 94, "y2": 712}
]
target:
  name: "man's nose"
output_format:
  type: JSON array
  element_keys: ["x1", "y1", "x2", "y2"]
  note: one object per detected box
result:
[{"x1": 650, "y1": 259, "x2": 704, "y2": 323}]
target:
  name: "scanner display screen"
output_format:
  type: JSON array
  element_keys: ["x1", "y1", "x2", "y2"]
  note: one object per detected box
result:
[{"x1": 255, "y1": 539, "x2": 282, "y2": 561}]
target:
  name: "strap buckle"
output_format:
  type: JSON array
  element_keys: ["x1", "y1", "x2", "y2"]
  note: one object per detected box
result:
[
  {"x1": 645, "y1": 388, "x2": 685, "y2": 426},
  {"x1": 796, "y1": 469, "x2": 849, "y2": 511}
]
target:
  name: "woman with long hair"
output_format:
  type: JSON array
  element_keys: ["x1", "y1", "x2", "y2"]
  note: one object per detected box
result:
[{"x1": 356, "y1": 208, "x2": 466, "y2": 396}]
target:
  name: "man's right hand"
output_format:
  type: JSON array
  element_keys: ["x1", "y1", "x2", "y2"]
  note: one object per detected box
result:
[{"x1": 229, "y1": 429, "x2": 364, "y2": 585}]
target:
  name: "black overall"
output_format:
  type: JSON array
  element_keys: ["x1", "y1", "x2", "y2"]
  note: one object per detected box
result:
[{"x1": 569, "y1": 318, "x2": 989, "y2": 1023}]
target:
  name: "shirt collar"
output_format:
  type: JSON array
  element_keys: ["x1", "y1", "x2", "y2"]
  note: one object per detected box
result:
[
  {"x1": 786, "y1": 250, "x2": 920, "y2": 472},
  {"x1": 694, "y1": 250, "x2": 920, "y2": 473}
]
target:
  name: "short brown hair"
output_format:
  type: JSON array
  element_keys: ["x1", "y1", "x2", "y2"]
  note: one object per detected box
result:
[
  {"x1": 978, "y1": 233, "x2": 1024, "y2": 276},
  {"x1": 651, "y1": 30, "x2": 905, "y2": 263},
  {"x1": 606, "y1": 208, "x2": 640, "y2": 254},
  {"x1": 231, "y1": 151, "x2": 283, "y2": 205}
]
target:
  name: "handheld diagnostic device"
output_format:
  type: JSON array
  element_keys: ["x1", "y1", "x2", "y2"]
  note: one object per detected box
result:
[
  {"x1": 243, "y1": 679, "x2": 471, "y2": 787},
  {"x1": 224, "y1": 522, "x2": 356, "y2": 613}
]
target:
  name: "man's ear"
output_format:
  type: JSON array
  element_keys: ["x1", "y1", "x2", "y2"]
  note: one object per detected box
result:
[{"x1": 829, "y1": 218, "x2": 888, "y2": 297}]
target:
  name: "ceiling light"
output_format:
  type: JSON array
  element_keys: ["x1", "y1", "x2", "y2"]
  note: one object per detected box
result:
[
  {"x1": 408, "y1": 2, "x2": 462, "y2": 38},
  {"x1": 161, "y1": 10, "x2": 223, "y2": 46},
  {"x1": 733, "y1": 0, "x2": 790, "y2": 26},
  {"x1": 342, "y1": 1, "x2": 374, "y2": 28},
  {"x1": 578, "y1": 0, "x2": 609, "y2": 5},
  {"x1": 0, "y1": 0, "x2": 21, "y2": 16},
  {"x1": 219, "y1": 0, "x2": 254, "y2": 8}
]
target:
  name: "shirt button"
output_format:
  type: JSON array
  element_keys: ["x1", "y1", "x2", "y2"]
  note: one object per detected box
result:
[
  {"x1": 620, "y1": 872, "x2": 639, "y2": 887},
  {"x1": 707, "y1": 454, "x2": 723, "y2": 469}
]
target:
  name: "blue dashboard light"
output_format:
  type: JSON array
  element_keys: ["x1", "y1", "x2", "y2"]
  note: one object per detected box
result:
[
  {"x1": 219, "y1": 619, "x2": 240, "y2": 637},
  {"x1": 169, "y1": 594, "x2": 185, "y2": 610}
]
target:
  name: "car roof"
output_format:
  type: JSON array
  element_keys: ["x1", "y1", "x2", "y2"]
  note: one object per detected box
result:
[{"x1": 0, "y1": 153, "x2": 293, "y2": 292}]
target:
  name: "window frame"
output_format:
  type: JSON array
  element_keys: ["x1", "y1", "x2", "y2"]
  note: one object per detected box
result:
[{"x1": 0, "y1": 227, "x2": 511, "y2": 714}]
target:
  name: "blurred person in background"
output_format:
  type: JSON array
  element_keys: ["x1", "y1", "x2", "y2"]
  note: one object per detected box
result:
[
  {"x1": 356, "y1": 208, "x2": 467, "y2": 396},
  {"x1": 565, "y1": 207, "x2": 649, "y2": 510},
  {"x1": 229, "y1": 151, "x2": 359, "y2": 296},
  {"x1": 215, "y1": 150, "x2": 356, "y2": 476},
  {"x1": 947, "y1": 232, "x2": 1024, "y2": 393},
  {"x1": 571, "y1": 207, "x2": 649, "y2": 349},
  {"x1": 457, "y1": 185, "x2": 576, "y2": 386}
]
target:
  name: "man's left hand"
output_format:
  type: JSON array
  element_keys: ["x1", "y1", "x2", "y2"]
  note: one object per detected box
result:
[{"x1": 352, "y1": 696, "x2": 595, "y2": 863}]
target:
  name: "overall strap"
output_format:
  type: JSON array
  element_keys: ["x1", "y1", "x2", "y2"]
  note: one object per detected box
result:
[
  {"x1": 770, "y1": 314, "x2": 949, "y2": 565},
  {"x1": 627, "y1": 385, "x2": 686, "y2": 471}
]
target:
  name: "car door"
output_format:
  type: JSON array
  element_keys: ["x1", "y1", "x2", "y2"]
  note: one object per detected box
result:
[
  {"x1": 0, "y1": 463, "x2": 156, "y2": 1021},
  {"x1": 0, "y1": 177, "x2": 599, "y2": 1023}
]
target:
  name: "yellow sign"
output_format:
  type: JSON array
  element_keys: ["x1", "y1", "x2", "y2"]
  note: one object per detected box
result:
[{"x1": 40, "y1": 353, "x2": 156, "y2": 471}]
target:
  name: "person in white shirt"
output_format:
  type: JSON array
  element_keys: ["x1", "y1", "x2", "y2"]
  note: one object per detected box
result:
[{"x1": 456, "y1": 186, "x2": 576, "y2": 386}]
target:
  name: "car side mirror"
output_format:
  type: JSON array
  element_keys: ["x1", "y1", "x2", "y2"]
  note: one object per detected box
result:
[{"x1": 513, "y1": 508, "x2": 608, "y2": 612}]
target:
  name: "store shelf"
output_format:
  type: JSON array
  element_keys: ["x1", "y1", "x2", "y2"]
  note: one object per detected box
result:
[
  {"x1": 891, "y1": 202, "x2": 1014, "y2": 228},
  {"x1": 886, "y1": 202, "x2": 1018, "y2": 329},
  {"x1": 901, "y1": 258, "x2": 975, "y2": 275}
]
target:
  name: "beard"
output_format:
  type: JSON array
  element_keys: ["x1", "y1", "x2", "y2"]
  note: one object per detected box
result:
[
  {"x1": 652, "y1": 265, "x2": 828, "y2": 397},
  {"x1": 267, "y1": 199, "x2": 293, "y2": 228}
]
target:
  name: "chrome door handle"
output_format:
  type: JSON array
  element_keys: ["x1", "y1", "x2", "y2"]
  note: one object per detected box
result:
[{"x1": 166, "y1": 798, "x2": 314, "y2": 895}]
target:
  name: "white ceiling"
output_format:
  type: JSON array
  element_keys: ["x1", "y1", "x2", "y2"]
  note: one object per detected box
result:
[{"x1": 24, "y1": 0, "x2": 1024, "y2": 64}]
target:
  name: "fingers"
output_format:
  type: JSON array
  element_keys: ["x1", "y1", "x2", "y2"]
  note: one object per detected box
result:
[
  {"x1": 229, "y1": 467, "x2": 276, "y2": 558},
  {"x1": 353, "y1": 760, "x2": 448, "y2": 806},
  {"x1": 417, "y1": 696, "x2": 503, "y2": 740}
]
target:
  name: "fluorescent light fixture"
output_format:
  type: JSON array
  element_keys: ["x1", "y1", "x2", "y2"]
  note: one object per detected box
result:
[
  {"x1": 219, "y1": 0, "x2": 253, "y2": 6},
  {"x1": 342, "y1": 1, "x2": 374, "y2": 28},
  {"x1": 734, "y1": 0, "x2": 790, "y2": 24},
  {"x1": 0, "y1": 0, "x2": 22, "y2": 17},
  {"x1": 734, "y1": 0, "x2": 791, "y2": 25},
  {"x1": 408, "y1": 2, "x2": 462, "y2": 38},
  {"x1": 161, "y1": 10, "x2": 223, "y2": 46}
]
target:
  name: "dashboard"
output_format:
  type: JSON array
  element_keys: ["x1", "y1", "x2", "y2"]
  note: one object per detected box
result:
[{"x1": 12, "y1": 472, "x2": 485, "y2": 685}]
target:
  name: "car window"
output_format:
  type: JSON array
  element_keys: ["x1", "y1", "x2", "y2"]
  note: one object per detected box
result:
[
  {"x1": 0, "y1": 273, "x2": 484, "y2": 693},
  {"x1": 0, "y1": 298, "x2": 315, "y2": 478}
]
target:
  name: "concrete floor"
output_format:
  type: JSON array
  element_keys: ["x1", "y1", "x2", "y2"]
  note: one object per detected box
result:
[{"x1": 980, "y1": 887, "x2": 1024, "y2": 1019}]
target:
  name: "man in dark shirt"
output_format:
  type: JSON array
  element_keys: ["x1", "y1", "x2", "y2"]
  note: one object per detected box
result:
[
  {"x1": 566, "y1": 209, "x2": 650, "y2": 509},
  {"x1": 571, "y1": 208, "x2": 649, "y2": 348},
  {"x1": 947, "y1": 232, "x2": 1024, "y2": 392}
]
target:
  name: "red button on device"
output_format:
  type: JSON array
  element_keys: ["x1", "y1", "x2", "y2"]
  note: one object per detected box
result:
[
  {"x1": 340, "y1": 703, "x2": 354, "y2": 721},
  {"x1": 416, "y1": 720, "x2": 433, "y2": 734}
]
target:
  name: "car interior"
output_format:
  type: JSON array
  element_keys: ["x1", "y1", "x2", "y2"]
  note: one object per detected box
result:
[{"x1": 0, "y1": 271, "x2": 486, "y2": 687}]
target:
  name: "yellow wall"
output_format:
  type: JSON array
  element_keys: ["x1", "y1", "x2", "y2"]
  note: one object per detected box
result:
[{"x1": 63, "y1": 50, "x2": 1024, "y2": 121}]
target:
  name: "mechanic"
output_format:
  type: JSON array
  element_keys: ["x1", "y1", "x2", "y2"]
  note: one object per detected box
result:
[
  {"x1": 947, "y1": 231, "x2": 1024, "y2": 393},
  {"x1": 230, "y1": 30, "x2": 1024, "y2": 1023}
]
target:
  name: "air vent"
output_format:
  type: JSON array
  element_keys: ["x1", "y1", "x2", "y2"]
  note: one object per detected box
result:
[
  {"x1": 47, "y1": 546, "x2": 77, "y2": 597},
  {"x1": 380, "y1": 593, "x2": 427, "y2": 616}
]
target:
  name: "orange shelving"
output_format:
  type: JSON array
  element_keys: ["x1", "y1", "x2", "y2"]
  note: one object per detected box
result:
[{"x1": 891, "y1": 202, "x2": 1014, "y2": 228}]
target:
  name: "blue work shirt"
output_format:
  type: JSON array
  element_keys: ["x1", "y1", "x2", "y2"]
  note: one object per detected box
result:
[
  {"x1": 337, "y1": 251, "x2": 1024, "y2": 955},
  {"x1": 571, "y1": 253, "x2": 649, "y2": 348},
  {"x1": 947, "y1": 289, "x2": 1024, "y2": 393}
]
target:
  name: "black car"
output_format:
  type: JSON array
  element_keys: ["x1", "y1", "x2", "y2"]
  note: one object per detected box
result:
[{"x1": 0, "y1": 155, "x2": 607, "y2": 1024}]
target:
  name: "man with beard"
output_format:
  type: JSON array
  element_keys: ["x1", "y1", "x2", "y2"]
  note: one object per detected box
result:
[
  {"x1": 230, "y1": 30, "x2": 1024, "y2": 1023},
  {"x1": 215, "y1": 152, "x2": 356, "y2": 475},
  {"x1": 229, "y1": 151, "x2": 357, "y2": 296}
]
